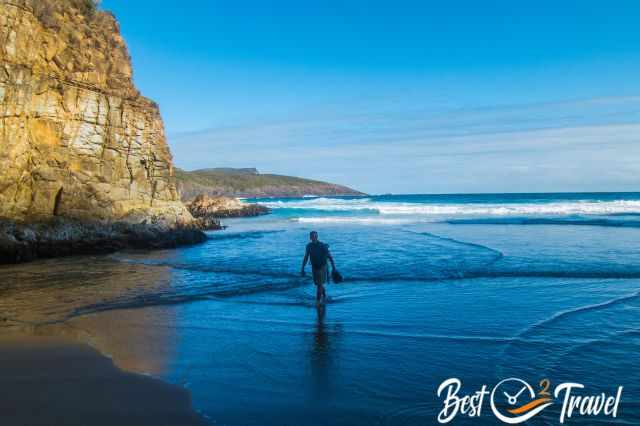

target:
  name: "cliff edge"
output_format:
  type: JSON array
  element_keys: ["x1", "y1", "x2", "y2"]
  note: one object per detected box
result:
[{"x1": 0, "y1": 0, "x2": 204, "y2": 262}]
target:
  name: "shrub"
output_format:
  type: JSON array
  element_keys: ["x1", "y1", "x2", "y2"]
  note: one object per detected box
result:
[
  {"x1": 71, "y1": 0, "x2": 101, "y2": 17},
  {"x1": 33, "y1": 0, "x2": 102, "y2": 28}
]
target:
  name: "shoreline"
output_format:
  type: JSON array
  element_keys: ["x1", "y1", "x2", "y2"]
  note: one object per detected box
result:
[
  {"x1": 0, "y1": 197, "x2": 273, "y2": 264},
  {"x1": 0, "y1": 333, "x2": 210, "y2": 426}
]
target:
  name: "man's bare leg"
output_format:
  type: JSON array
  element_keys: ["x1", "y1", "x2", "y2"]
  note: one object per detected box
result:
[{"x1": 316, "y1": 284, "x2": 325, "y2": 305}]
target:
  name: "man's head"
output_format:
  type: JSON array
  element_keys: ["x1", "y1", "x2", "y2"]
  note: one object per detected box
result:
[{"x1": 310, "y1": 231, "x2": 318, "y2": 242}]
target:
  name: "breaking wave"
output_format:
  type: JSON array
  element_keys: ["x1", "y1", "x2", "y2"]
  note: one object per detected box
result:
[
  {"x1": 263, "y1": 197, "x2": 640, "y2": 217},
  {"x1": 207, "y1": 230, "x2": 285, "y2": 240},
  {"x1": 295, "y1": 217, "x2": 416, "y2": 225},
  {"x1": 446, "y1": 217, "x2": 640, "y2": 227}
]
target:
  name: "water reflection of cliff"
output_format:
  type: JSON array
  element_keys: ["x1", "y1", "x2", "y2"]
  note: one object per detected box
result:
[
  {"x1": 66, "y1": 306, "x2": 177, "y2": 376},
  {"x1": 0, "y1": 255, "x2": 178, "y2": 376}
]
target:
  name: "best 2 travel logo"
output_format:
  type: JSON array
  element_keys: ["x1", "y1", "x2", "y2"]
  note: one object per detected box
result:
[{"x1": 436, "y1": 377, "x2": 623, "y2": 424}]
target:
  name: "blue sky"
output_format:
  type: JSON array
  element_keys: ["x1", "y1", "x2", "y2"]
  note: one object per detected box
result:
[{"x1": 102, "y1": 0, "x2": 640, "y2": 194}]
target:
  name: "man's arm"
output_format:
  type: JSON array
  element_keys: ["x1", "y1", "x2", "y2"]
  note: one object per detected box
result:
[
  {"x1": 327, "y1": 250, "x2": 336, "y2": 270},
  {"x1": 301, "y1": 250, "x2": 309, "y2": 276}
]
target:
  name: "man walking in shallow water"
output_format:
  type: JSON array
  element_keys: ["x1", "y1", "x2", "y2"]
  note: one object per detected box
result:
[{"x1": 301, "y1": 231, "x2": 336, "y2": 304}]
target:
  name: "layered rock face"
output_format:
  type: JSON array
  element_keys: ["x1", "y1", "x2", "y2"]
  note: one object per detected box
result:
[{"x1": 0, "y1": 0, "x2": 191, "y2": 226}]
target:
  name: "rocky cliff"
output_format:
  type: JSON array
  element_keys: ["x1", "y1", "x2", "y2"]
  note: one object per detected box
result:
[
  {"x1": 0, "y1": 0, "x2": 191, "y2": 225},
  {"x1": 0, "y1": 0, "x2": 204, "y2": 262}
]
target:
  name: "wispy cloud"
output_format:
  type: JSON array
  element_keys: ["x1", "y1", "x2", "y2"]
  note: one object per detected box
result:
[{"x1": 169, "y1": 96, "x2": 640, "y2": 193}]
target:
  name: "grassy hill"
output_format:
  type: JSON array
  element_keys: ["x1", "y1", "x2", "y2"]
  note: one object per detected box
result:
[{"x1": 175, "y1": 168, "x2": 364, "y2": 201}]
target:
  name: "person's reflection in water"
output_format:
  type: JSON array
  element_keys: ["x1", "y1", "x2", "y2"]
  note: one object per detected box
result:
[
  {"x1": 308, "y1": 303, "x2": 344, "y2": 424},
  {"x1": 311, "y1": 304, "x2": 331, "y2": 399}
]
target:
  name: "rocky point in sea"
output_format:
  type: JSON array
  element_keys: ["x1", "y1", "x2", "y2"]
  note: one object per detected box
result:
[{"x1": 186, "y1": 194, "x2": 270, "y2": 230}]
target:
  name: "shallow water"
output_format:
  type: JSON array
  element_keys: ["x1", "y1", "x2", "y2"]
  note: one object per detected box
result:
[{"x1": 2, "y1": 193, "x2": 640, "y2": 425}]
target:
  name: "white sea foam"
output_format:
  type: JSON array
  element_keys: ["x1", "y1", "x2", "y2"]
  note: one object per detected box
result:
[
  {"x1": 295, "y1": 217, "x2": 415, "y2": 225},
  {"x1": 264, "y1": 198, "x2": 640, "y2": 217},
  {"x1": 263, "y1": 197, "x2": 376, "y2": 211},
  {"x1": 375, "y1": 201, "x2": 640, "y2": 216}
]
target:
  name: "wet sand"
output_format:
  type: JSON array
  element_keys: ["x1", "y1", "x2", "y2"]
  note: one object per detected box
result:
[{"x1": 0, "y1": 335, "x2": 209, "y2": 426}]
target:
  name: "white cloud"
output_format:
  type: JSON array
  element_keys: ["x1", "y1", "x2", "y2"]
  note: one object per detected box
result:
[{"x1": 169, "y1": 96, "x2": 640, "y2": 193}]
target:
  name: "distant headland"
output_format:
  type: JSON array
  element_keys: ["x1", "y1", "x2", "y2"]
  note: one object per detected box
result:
[{"x1": 175, "y1": 167, "x2": 364, "y2": 200}]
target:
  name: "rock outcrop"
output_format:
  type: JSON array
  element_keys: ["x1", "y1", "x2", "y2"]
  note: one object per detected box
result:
[
  {"x1": 0, "y1": 0, "x2": 205, "y2": 261},
  {"x1": 0, "y1": 217, "x2": 207, "y2": 264},
  {"x1": 186, "y1": 194, "x2": 269, "y2": 230}
]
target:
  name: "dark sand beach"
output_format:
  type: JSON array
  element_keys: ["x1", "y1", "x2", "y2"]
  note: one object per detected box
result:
[{"x1": 0, "y1": 335, "x2": 208, "y2": 426}]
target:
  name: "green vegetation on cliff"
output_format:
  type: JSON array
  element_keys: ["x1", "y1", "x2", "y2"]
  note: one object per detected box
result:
[
  {"x1": 33, "y1": 0, "x2": 100, "y2": 26},
  {"x1": 175, "y1": 168, "x2": 364, "y2": 200}
]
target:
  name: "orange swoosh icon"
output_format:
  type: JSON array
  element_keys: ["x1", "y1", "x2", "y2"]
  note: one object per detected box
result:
[{"x1": 507, "y1": 397, "x2": 553, "y2": 415}]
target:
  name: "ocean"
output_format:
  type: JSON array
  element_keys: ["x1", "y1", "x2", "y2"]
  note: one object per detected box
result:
[{"x1": 2, "y1": 192, "x2": 640, "y2": 425}]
